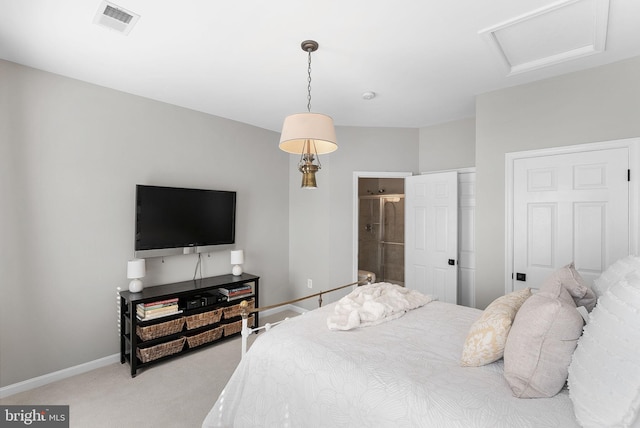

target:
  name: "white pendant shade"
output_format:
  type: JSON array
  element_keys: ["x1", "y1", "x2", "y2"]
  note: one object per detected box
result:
[{"x1": 279, "y1": 113, "x2": 337, "y2": 154}]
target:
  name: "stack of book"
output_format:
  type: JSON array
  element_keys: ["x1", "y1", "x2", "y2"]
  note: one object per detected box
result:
[
  {"x1": 218, "y1": 284, "x2": 253, "y2": 301},
  {"x1": 137, "y1": 297, "x2": 181, "y2": 320}
]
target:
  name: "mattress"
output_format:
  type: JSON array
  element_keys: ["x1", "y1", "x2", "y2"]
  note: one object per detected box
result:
[{"x1": 203, "y1": 301, "x2": 578, "y2": 427}]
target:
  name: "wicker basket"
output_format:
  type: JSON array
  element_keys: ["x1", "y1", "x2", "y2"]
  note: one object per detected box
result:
[
  {"x1": 136, "y1": 337, "x2": 186, "y2": 363},
  {"x1": 185, "y1": 309, "x2": 222, "y2": 330},
  {"x1": 222, "y1": 298, "x2": 254, "y2": 320},
  {"x1": 136, "y1": 317, "x2": 185, "y2": 341},
  {"x1": 223, "y1": 316, "x2": 254, "y2": 337},
  {"x1": 186, "y1": 327, "x2": 223, "y2": 348}
]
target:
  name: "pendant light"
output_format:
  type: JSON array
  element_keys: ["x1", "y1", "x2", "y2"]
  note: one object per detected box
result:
[{"x1": 279, "y1": 40, "x2": 337, "y2": 189}]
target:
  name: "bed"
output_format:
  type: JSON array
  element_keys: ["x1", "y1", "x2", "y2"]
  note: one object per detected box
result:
[{"x1": 203, "y1": 258, "x2": 640, "y2": 428}]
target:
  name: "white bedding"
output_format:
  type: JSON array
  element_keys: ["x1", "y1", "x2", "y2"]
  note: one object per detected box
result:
[
  {"x1": 203, "y1": 301, "x2": 578, "y2": 428},
  {"x1": 327, "y1": 282, "x2": 435, "y2": 330}
]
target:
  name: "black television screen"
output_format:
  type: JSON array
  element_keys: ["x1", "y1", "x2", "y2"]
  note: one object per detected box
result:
[{"x1": 135, "y1": 185, "x2": 236, "y2": 252}]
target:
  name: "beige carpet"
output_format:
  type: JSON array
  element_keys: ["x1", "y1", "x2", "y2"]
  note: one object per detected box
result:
[{"x1": 0, "y1": 310, "x2": 299, "y2": 428}]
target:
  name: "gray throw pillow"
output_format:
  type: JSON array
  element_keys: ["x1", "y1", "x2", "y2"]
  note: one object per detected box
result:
[{"x1": 503, "y1": 278, "x2": 584, "y2": 398}]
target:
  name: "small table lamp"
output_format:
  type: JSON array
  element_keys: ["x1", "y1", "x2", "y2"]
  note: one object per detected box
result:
[
  {"x1": 127, "y1": 258, "x2": 146, "y2": 292},
  {"x1": 230, "y1": 250, "x2": 244, "y2": 276}
]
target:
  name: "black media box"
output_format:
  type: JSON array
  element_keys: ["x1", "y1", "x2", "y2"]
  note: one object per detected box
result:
[
  {"x1": 185, "y1": 296, "x2": 204, "y2": 310},
  {"x1": 185, "y1": 291, "x2": 225, "y2": 309},
  {"x1": 203, "y1": 291, "x2": 226, "y2": 305}
]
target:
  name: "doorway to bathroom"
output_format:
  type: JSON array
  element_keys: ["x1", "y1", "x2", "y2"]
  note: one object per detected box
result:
[{"x1": 356, "y1": 175, "x2": 407, "y2": 286}]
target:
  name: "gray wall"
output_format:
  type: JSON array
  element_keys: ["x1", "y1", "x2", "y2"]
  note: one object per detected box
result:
[
  {"x1": 415, "y1": 57, "x2": 640, "y2": 309},
  {"x1": 3, "y1": 53, "x2": 639, "y2": 388},
  {"x1": 474, "y1": 56, "x2": 640, "y2": 309},
  {"x1": 419, "y1": 117, "x2": 476, "y2": 172},
  {"x1": 287, "y1": 127, "x2": 419, "y2": 310},
  {"x1": 0, "y1": 60, "x2": 289, "y2": 387},
  {"x1": 0, "y1": 60, "x2": 420, "y2": 387}
]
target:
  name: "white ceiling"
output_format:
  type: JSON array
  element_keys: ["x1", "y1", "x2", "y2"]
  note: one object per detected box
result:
[{"x1": 1, "y1": 0, "x2": 639, "y2": 132}]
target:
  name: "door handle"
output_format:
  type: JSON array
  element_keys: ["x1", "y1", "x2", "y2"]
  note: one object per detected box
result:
[
  {"x1": 448, "y1": 259, "x2": 455, "y2": 266},
  {"x1": 516, "y1": 273, "x2": 526, "y2": 281}
]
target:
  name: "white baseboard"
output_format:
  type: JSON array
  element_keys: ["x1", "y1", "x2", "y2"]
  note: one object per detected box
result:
[{"x1": 0, "y1": 353, "x2": 120, "y2": 399}]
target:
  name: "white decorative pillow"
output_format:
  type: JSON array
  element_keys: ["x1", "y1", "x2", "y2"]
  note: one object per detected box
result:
[
  {"x1": 568, "y1": 270, "x2": 640, "y2": 428},
  {"x1": 503, "y1": 279, "x2": 584, "y2": 398},
  {"x1": 540, "y1": 262, "x2": 597, "y2": 312},
  {"x1": 592, "y1": 255, "x2": 640, "y2": 298},
  {"x1": 460, "y1": 288, "x2": 532, "y2": 367}
]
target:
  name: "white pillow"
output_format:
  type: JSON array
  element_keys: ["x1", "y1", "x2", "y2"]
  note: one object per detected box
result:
[
  {"x1": 568, "y1": 270, "x2": 640, "y2": 427},
  {"x1": 593, "y1": 255, "x2": 640, "y2": 297}
]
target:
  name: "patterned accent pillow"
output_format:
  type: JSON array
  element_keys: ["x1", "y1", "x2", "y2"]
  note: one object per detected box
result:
[
  {"x1": 568, "y1": 270, "x2": 640, "y2": 427},
  {"x1": 460, "y1": 288, "x2": 532, "y2": 367}
]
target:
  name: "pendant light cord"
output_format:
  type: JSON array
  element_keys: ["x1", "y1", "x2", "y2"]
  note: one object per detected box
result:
[
  {"x1": 299, "y1": 41, "x2": 322, "y2": 171},
  {"x1": 301, "y1": 48, "x2": 322, "y2": 170},
  {"x1": 307, "y1": 48, "x2": 312, "y2": 113}
]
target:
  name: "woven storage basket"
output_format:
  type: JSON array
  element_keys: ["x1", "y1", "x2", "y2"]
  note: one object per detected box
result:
[
  {"x1": 186, "y1": 327, "x2": 223, "y2": 348},
  {"x1": 185, "y1": 309, "x2": 222, "y2": 330},
  {"x1": 136, "y1": 317, "x2": 185, "y2": 341},
  {"x1": 222, "y1": 298, "x2": 254, "y2": 320},
  {"x1": 136, "y1": 336, "x2": 186, "y2": 363},
  {"x1": 223, "y1": 316, "x2": 254, "y2": 337}
]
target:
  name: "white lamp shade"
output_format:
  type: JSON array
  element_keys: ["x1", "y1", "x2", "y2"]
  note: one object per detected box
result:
[
  {"x1": 279, "y1": 113, "x2": 337, "y2": 154},
  {"x1": 127, "y1": 258, "x2": 146, "y2": 279},
  {"x1": 230, "y1": 250, "x2": 244, "y2": 265}
]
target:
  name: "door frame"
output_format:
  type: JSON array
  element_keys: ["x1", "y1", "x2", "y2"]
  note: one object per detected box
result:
[
  {"x1": 504, "y1": 138, "x2": 640, "y2": 294},
  {"x1": 457, "y1": 169, "x2": 476, "y2": 308},
  {"x1": 352, "y1": 171, "x2": 412, "y2": 282}
]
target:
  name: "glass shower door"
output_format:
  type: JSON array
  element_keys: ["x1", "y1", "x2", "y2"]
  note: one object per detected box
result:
[
  {"x1": 358, "y1": 197, "x2": 382, "y2": 282},
  {"x1": 381, "y1": 196, "x2": 404, "y2": 285},
  {"x1": 358, "y1": 195, "x2": 405, "y2": 285}
]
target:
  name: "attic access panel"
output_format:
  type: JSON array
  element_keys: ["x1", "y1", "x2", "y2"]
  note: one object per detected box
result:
[{"x1": 479, "y1": 0, "x2": 610, "y2": 75}]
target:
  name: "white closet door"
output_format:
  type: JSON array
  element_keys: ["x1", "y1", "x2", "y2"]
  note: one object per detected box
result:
[
  {"x1": 512, "y1": 147, "x2": 629, "y2": 291},
  {"x1": 405, "y1": 172, "x2": 458, "y2": 303}
]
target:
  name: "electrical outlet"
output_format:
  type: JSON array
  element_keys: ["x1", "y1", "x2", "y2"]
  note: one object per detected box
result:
[{"x1": 307, "y1": 279, "x2": 313, "y2": 289}]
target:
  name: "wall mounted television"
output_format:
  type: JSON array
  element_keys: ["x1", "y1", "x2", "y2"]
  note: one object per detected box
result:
[{"x1": 134, "y1": 185, "x2": 236, "y2": 257}]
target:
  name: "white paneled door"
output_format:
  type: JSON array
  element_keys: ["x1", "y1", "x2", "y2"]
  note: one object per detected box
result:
[
  {"x1": 512, "y1": 147, "x2": 630, "y2": 291},
  {"x1": 405, "y1": 172, "x2": 458, "y2": 303}
]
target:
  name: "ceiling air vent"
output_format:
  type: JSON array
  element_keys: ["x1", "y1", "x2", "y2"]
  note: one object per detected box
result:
[{"x1": 93, "y1": 1, "x2": 140, "y2": 35}]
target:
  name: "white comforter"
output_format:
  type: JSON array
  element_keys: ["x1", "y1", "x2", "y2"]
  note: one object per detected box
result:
[
  {"x1": 327, "y1": 282, "x2": 435, "y2": 330},
  {"x1": 203, "y1": 301, "x2": 578, "y2": 428}
]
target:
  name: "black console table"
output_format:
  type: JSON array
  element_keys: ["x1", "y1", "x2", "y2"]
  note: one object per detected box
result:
[{"x1": 120, "y1": 273, "x2": 259, "y2": 377}]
